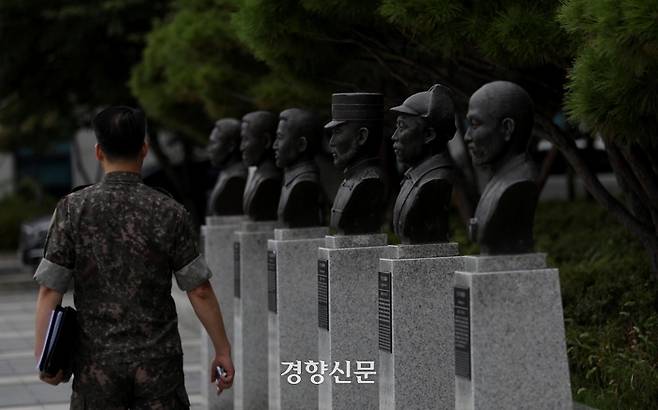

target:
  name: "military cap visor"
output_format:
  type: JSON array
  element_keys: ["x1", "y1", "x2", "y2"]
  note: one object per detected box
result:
[{"x1": 324, "y1": 119, "x2": 347, "y2": 129}]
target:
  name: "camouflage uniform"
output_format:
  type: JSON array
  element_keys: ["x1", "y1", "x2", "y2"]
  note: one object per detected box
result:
[{"x1": 34, "y1": 171, "x2": 212, "y2": 409}]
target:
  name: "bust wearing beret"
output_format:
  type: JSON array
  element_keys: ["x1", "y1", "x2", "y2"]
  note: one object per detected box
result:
[
  {"x1": 325, "y1": 93, "x2": 387, "y2": 234},
  {"x1": 240, "y1": 111, "x2": 282, "y2": 221},
  {"x1": 273, "y1": 108, "x2": 323, "y2": 227},
  {"x1": 465, "y1": 81, "x2": 538, "y2": 254},
  {"x1": 206, "y1": 118, "x2": 247, "y2": 216},
  {"x1": 390, "y1": 84, "x2": 456, "y2": 244}
]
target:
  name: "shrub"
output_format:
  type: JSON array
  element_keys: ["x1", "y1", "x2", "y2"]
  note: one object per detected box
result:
[
  {"x1": 536, "y1": 200, "x2": 657, "y2": 409},
  {"x1": 0, "y1": 178, "x2": 57, "y2": 250}
]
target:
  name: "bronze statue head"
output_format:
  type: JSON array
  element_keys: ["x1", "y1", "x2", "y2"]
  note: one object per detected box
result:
[
  {"x1": 274, "y1": 108, "x2": 321, "y2": 168},
  {"x1": 240, "y1": 111, "x2": 278, "y2": 166},
  {"x1": 207, "y1": 118, "x2": 241, "y2": 167},
  {"x1": 464, "y1": 81, "x2": 534, "y2": 167},
  {"x1": 390, "y1": 84, "x2": 456, "y2": 168},
  {"x1": 324, "y1": 93, "x2": 384, "y2": 169}
]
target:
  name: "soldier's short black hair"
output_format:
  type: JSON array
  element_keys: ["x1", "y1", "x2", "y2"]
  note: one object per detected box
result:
[{"x1": 93, "y1": 106, "x2": 146, "y2": 160}]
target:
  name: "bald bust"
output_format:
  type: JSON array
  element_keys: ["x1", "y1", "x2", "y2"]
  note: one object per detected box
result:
[
  {"x1": 240, "y1": 111, "x2": 282, "y2": 221},
  {"x1": 206, "y1": 118, "x2": 247, "y2": 215},
  {"x1": 465, "y1": 81, "x2": 538, "y2": 254},
  {"x1": 274, "y1": 108, "x2": 323, "y2": 227}
]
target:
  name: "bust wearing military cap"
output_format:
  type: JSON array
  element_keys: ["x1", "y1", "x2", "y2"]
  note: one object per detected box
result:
[
  {"x1": 274, "y1": 108, "x2": 324, "y2": 227},
  {"x1": 240, "y1": 111, "x2": 282, "y2": 221},
  {"x1": 206, "y1": 118, "x2": 247, "y2": 215},
  {"x1": 325, "y1": 93, "x2": 387, "y2": 234},
  {"x1": 390, "y1": 84, "x2": 456, "y2": 244},
  {"x1": 465, "y1": 81, "x2": 538, "y2": 254}
]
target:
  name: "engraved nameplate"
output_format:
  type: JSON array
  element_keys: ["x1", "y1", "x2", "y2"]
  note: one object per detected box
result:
[
  {"x1": 234, "y1": 242, "x2": 240, "y2": 298},
  {"x1": 318, "y1": 259, "x2": 329, "y2": 330},
  {"x1": 378, "y1": 272, "x2": 392, "y2": 353},
  {"x1": 267, "y1": 250, "x2": 277, "y2": 313},
  {"x1": 454, "y1": 287, "x2": 471, "y2": 379}
]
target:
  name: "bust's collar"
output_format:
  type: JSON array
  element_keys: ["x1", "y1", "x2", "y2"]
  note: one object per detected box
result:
[
  {"x1": 284, "y1": 160, "x2": 317, "y2": 186},
  {"x1": 403, "y1": 152, "x2": 451, "y2": 184},
  {"x1": 344, "y1": 157, "x2": 379, "y2": 179},
  {"x1": 102, "y1": 171, "x2": 142, "y2": 184}
]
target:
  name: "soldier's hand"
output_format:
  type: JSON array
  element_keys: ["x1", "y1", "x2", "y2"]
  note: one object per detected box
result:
[
  {"x1": 39, "y1": 370, "x2": 64, "y2": 385},
  {"x1": 211, "y1": 353, "x2": 235, "y2": 395}
]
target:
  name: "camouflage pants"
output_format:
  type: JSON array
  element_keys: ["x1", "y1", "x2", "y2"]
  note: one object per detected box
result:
[{"x1": 70, "y1": 355, "x2": 189, "y2": 410}]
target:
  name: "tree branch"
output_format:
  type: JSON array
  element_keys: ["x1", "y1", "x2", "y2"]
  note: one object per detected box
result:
[
  {"x1": 605, "y1": 138, "x2": 652, "y2": 226},
  {"x1": 623, "y1": 143, "x2": 658, "y2": 214},
  {"x1": 536, "y1": 145, "x2": 559, "y2": 193},
  {"x1": 538, "y1": 116, "x2": 655, "y2": 246}
]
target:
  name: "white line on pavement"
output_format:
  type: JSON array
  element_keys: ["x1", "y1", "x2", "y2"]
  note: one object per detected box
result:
[
  {"x1": 0, "y1": 394, "x2": 202, "y2": 409},
  {"x1": 0, "y1": 350, "x2": 33, "y2": 360},
  {"x1": 0, "y1": 313, "x2": 35, "y2": 323},
  {"x1": 0, "y1": 330, "x2": 33, "y2": 339},
  {"x1": 0, "y1": 374, "x2": 39, "y2": 385},
  {"x1": 0, "y1": 365, "x2": 199, "y2": 387}
]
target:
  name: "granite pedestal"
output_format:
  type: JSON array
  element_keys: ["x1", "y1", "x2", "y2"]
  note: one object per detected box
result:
[
  {"x1": 317, "y1": 234, "x2": 389, "y2": 410},
  {"x1": 454, "y1": 253, "x2": 572, "y2": 410},
  {"x1": 267, "y1": 227, "x2": 329, "y2": 410},
  {"x1": 234, "y1": 220, "x2": 280, "y2": 410},
  {"x1": 200, "y1": 215, "x2": 244, "y2": 410},
  {"x1": 206, "y1": 215, "x2": 245, "y2": 226},
  {"x1": 378, "y1": 243, "x2": 462, "y2": 410}
]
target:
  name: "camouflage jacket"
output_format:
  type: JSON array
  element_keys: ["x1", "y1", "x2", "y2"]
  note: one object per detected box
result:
[{"x1": 34, "y1": 171, "x2": 211, "y2": 361}]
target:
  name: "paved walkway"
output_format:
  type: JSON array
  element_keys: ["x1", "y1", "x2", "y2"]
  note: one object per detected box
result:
[{"x1": 0, "y1": 256, "x2": 204, "y2": 410}]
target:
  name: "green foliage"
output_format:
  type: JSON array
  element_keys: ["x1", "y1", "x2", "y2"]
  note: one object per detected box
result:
[
  {"x1": 130, "y1": 0, "x2": 267, "y2": 141},
  {"x1": 0, "y1": 0, "x2": 169, "y2": 151},
  {"x1": 231, "y1": 0, "x2": 335, "y2": 74},
  {"x1": 0, "y1": 179, "x2": 57, "y2": 250},
  {"x1": 535, "y1": 200, "x2": 658, "y2": 409},
  {"x1": 559, "y1": 0, "x2": 658, "y2": 145},
  {"x1": 379, "y1": 0, "x2": 467, "y2": 58},
  {"x1": 479, "y1": 3, "x2": 569, "y2": 66},
  {"x1": 379, "y1": 0, "x2": 569, "y2": 65}
]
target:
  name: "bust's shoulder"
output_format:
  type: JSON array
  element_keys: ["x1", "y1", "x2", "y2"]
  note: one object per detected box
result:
[
  {"x1": 291, "y1": 171, "x2": 319, "y2": 185},
  {"x1": 417, "y1": 167, "x2": 454, "y2": 185},
  {"x1": 355, "y1": 164, "x2": 385, "y2": 181}
]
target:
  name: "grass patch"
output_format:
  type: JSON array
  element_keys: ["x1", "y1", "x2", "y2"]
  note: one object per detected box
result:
[{"x1": 535, "y1": 200, "x2": 657, "y2": 409}]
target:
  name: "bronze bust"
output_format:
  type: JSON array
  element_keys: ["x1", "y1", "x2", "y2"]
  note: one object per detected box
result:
[
  {"x1": 390, "y1": 84, "x2": 456, "y2": 244},
  {"x1": 465, "y1": 81, "x2": 539, "y2": 254},
  {"x1": 274, "y1": 108, "x2": 323, "y2": 227},
  {"x1": 240, "y1": 111, "x2": 282, "y2": 221},
  {"x1": 206, "y1": 118, "x2": 247, "y2": 215},
  {"x1": 325, "y1": 93, "x2": 387, "y2": 235}
]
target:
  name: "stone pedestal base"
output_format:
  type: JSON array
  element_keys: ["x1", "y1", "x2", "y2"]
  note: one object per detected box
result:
[
  {"x1": 206, "y1": 215, "x2": 245, "y2": 226},
  {"x1": 234, "y1": 220, "x2": 278, "y2": 410},
  {"x1": 378, "y1": 243, "x2": 462, "y2": 410},
  {"x1": 455, "y1": 253, "x2": 572, "y2": 410},
  {"x1": 267, "y1": 227, "x2": 329, "y2": 410},
  {"x1": 200, "y1": 216, "x2": 244, "y2": 410},
  {"x1": 317, "y1": 234, "x2": 388, "y2": 410}
]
